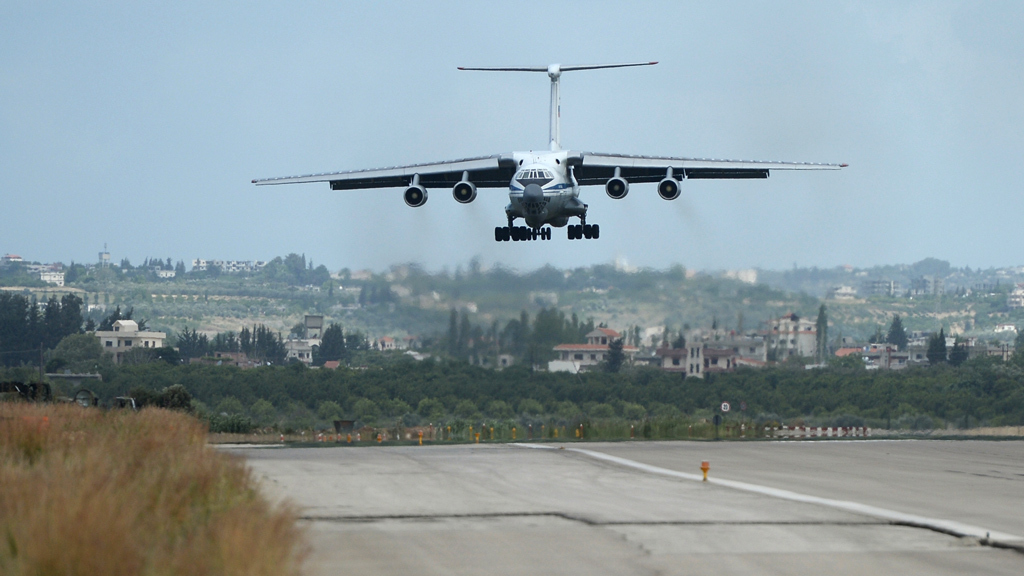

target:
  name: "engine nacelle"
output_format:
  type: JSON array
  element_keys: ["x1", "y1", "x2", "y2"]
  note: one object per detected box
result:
[
  {"x1": 658, "y1": 177, "x2": 681, "y2": 200},
  {"x1": 453, "y1": 180, "x2": 477, "y2": 204},
  {"x1": 605, "y1": 176, "x2": 629, "y2": 199},
  {"x1": 404, "y1": 185, "x2": 428, "y2": 207}
]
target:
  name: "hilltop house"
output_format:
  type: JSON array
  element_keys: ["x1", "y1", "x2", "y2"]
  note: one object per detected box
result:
[{"x1": 94, "y1": 320, "x2": 166, "y2": 364}]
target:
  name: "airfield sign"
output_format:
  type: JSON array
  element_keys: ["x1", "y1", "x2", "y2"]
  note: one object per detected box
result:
[{"x1": 721, "y1": 402, "x2": 731, "y2": 413}]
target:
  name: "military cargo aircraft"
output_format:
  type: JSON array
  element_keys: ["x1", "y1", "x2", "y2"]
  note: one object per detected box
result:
[{"x1": 254, "y1": 62, "x2": 845, "y2": 242}]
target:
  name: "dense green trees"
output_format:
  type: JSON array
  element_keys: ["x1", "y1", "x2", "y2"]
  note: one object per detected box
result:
[
  {"x1": 73, "y1": 350, "x2": 1024, "y2": 431},
  {"x1": 0, "y1": 293, "x2": 83, "y2": 366}
]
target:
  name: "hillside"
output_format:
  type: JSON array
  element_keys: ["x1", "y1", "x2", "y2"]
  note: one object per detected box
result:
[{"x1": 5, "y1": 255, "x2": 1024, "y2": 348}]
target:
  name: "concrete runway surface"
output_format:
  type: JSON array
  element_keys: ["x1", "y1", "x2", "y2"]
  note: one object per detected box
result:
[{"x1": 227, "y1": 440, "x2": 1024, "y2": 575}]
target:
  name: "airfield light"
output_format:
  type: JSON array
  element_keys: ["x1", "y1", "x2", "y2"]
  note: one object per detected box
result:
[{"x1": 701, "y1": 461, "x2": 710, "y2": 482}]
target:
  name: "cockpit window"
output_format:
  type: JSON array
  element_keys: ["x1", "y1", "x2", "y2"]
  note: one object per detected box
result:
[{"x1": 516, "y1": 168, "x2": 555, "y2": 185}]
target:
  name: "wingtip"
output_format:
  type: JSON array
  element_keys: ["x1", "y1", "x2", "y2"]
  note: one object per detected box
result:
[
  {"x1": 251, "y1": 179, "x2": 258, "y2": 183},
  {"x1": 650, "y1": 61, "x2": 659, "y2": 65},
  {"x1": 840, "y1": 163, "x2": 849, "y2": 168},
  {"x1": 457, "y1": 67, "x2": 466, "y2": 70}
]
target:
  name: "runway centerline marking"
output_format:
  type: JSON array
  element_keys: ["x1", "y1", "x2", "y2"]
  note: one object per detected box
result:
[{"x1": 515, "y1": 443, "x2": 1024, "y2": 551}]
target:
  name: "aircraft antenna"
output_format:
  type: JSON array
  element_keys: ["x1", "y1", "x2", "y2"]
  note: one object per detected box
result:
[{"x1": 458, "y1": 62, "x2": 657, "y2": 151}]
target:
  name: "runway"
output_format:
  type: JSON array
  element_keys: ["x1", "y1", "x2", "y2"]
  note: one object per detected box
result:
[{"x1": 228, "y1": 440, "x2": 1024, "y2": 575}]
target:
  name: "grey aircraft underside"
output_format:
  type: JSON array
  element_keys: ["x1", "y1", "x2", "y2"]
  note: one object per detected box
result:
[{"x1": 254, "y1": 62, "x2": 845, "y2": 242}]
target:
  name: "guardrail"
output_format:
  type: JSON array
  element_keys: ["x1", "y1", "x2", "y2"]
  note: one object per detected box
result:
[{"x1": 766, "y1": 426, "x2": 871, "y2": 438}]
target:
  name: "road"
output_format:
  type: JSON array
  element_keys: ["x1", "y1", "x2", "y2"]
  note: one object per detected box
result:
[{"x1": 227, "y1": 440, "x2": 1024, "y2": 575}]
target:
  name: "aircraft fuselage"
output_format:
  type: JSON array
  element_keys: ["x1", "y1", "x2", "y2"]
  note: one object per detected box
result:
[{"x1": 506, "y1": 151, "x2": 586, "y2": 229}]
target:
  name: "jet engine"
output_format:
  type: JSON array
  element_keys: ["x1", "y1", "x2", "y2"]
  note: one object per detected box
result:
[
  {"x1": 404, "y1": 174, "x2": 428, "y2": 207},
  {"x1": 657, "y1": 167, "x2": 681, "y2": 200},
  {"x1": 605, "y1": 167, "x2": 629, "y2": 199},
  {"x1": 453, "y1": 180, "x2": 477, "y2": 204}
]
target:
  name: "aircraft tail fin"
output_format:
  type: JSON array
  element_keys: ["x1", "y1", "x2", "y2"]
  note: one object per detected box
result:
[{"x1": 458, "y1": 62, "x2": 658, "y2": 151}]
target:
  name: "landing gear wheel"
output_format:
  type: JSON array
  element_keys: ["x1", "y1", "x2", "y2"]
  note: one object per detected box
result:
[
  {"x1": 591, "y1": 224, "x2": 599, "y2": 239},
  {"x1": 494, "y1": 227, "x2": 503, "y2": 242},
  {"x1": 583, "y1": 224, "x2": 593, "y2": 239}
]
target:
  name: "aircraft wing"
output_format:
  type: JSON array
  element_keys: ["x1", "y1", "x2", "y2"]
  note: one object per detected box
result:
[
  {"x1": 252, "y1": 154, "x2": 517, "y2": 190},
  {"x1": 567, "y1": 152, "x2": 846, "y2": 185}
]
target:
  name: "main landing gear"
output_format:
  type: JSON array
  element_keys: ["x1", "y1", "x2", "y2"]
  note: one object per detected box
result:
[
  {"x1": 494, "y1": 226, "x2": 552, "y2": 242},
  {"x1": 567, "y1": 223, "x2": 599, "y2": 240}
]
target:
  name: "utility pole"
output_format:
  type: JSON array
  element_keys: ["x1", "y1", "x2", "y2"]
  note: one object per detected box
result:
[{"x1": 39, "y1": 342, "x2": 44, "y2": 382}]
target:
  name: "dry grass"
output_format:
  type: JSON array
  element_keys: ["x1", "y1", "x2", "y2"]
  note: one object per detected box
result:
[{"x1": 0, "y1": 403, "x2": 305, "y2": 576}]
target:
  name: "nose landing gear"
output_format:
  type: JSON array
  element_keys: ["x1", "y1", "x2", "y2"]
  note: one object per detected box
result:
[{"x1": 494, "y1": 226, "x2": 552, "y2": 242}]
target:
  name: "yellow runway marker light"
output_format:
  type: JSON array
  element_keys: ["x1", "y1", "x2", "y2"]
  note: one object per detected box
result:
[{"x1": 701, "y1": 461, "x2": 710, "y2": 482}]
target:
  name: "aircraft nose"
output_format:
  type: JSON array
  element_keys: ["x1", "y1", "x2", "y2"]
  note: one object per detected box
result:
[{"x1": 523, "y1": 183, "x2": 544, "y2": 203}]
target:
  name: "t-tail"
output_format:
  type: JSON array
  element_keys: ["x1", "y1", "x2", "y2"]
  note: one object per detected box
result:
[{"x1": 458, "y1": 62, "x2": 658, "y2": 152}]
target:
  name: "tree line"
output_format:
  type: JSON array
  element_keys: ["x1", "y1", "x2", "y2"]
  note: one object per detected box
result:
[
  {"x1": 0, "y1": 293, "x2": 83, "y2": 366},
  {"x1": 66, "y1": 350, "x2": 1024, "y2": 432}
]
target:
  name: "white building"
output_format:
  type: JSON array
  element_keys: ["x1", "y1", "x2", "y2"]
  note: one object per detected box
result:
[
  {"x1": 827, "y1": 285, "x2": 857, "y2": 300},
  {"x1": 39, "y1": 271, "x2": 65, "y2": 286},
  {"x1": 768, "y1": 313, "x2": 817, "y2": 358},
  {"x1": 191, "y1": 259, "x2": 267, "y2": 273},
  {"x1": 1008, "y1": 285, "x2": 1024, "y2": 309},
  {"x1": 285, "y1": 340, "x2": 313, "y2": 365},
  {"x1": 549, "y1": 328, "x2": 638, "y2": 372},
  {"x1": 94, "y1": 320, "x2": 166, "y2": 364}
]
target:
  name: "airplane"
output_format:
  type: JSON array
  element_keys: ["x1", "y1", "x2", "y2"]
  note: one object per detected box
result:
[{"x1": 253, "y1": 62, "x2": 845, "y2": 242}]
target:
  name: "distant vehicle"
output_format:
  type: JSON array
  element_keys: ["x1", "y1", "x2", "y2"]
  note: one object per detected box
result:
[{"x1": 254, "y1": 62, "x2": 845, "y2": 241}]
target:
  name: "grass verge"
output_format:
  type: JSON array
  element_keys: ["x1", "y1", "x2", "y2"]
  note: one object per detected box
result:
[{"x1": 0, "y1": 403, "x2": 304, "y2": 576}]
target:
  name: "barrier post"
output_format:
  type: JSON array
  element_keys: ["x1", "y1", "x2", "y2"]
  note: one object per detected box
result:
[
  {"x1": 512, "y1": 427, "x2": 517, "y2": 440},
  {"x1": 418, "y1": 430, "x2": 423, "y2": 446}
]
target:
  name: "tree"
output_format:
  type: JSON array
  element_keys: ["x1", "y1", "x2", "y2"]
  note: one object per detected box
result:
[
  {"x1": 317, "y1": 400, "x2": 343, "y2": 422},
  {"x1": 315, "y1": 323, "x2": 346, "y2": 365},
  {"x1": 447, "y1": 309, "x2": 459, "y2": 357},
  {"x1": 176, "y1": 327, "x2": 209, "y2": 359},
  {"x1": 671, "y1": 330, "x2": 686, "y2": 350},
  {"x1": 886, "y1": 315, "x2": 909, "y2": 351},
  {"x1": 948, "y1": 338, "x2": 969, "y2": 367},
  {"x1": 48, "y1": 333, "x2": 107, "y2": 372},
  {"x1": 926, "y1": 329, "x2": 947, "y2": 365},
  {"x1": 815, "y1": 304, "x2": 828, "y2": 363},
  {"x1": 1012, "y1": 329, "x2": 1024, "y2": 366},
  {"x1": 605, "y1": 338, "x2": 625, "y2": 373}
]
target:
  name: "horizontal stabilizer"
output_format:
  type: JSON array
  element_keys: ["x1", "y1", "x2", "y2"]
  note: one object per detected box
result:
[{"x1": 458, "y1": 62, "x2": 657, "y2": 73}]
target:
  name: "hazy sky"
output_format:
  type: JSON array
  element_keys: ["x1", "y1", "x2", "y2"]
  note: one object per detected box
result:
[{"x1": 3, "y1": 1, "x2": 1023, "y2": 273}]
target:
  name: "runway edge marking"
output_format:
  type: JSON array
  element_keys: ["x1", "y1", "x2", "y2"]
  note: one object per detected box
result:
[{"x1": 514, "y1": 443, "x2": 1024, "y2": 551}]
